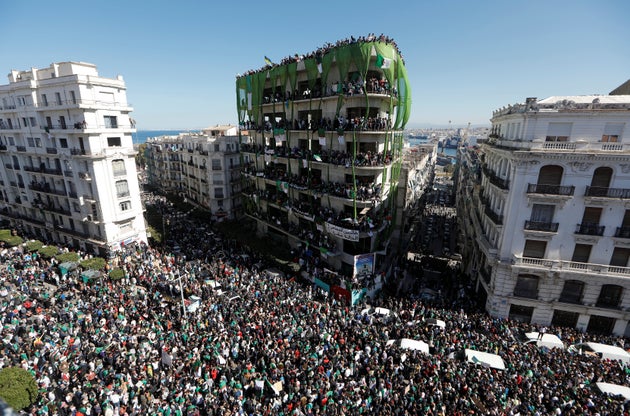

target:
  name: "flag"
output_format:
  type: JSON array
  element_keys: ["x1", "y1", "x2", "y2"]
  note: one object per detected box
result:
[
  {"x1": 264, "y1": 56, "x2": 274, "y2": 66},
  {"x1": 316, "y1": 55, "x2": 323, "y2": 74},
  {"x1": 318, "y1": 137, "x2": 326, "y2": 146},
  {"x1": 338, "y1": 136, "x2": 345, "y2": 145},
  {"x1": 376, "y1": 54, "x2": 392, "y2": 69},
  {"x1": 313, "y1": 154, "x2": 322, "y2": 162}
]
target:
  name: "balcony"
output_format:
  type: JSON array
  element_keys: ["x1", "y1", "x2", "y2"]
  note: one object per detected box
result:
[
  {"x1": 585, "y1": 186, "x2": 630, "y2": 199},
  {"x1": 46, "y1": 147, "x2": 58, "y2": 154},
  {"x1": 16, "y1": 145, "x2": 26, "y2": 152},
  {"x1": 484, "y1": 205, "x2": 503, "y2": 225},
  {"x1": 575, "y1": 223, "x2": 605, "y2": 236},
  {"x1": 527, "y1": 183, "x2": 575, "y2": 196},
  {"x1": 0, "y1": 144, "x2": 6, "y2": 151},
  {"x1": 615, "y1": 226, "x2": 630, "y2": 239},
  {"x1": 524, "y1": 220, "x2": 559, "y2": 232},
  {"x1": 482, "y1": 165, "x2": 509, "y2": 190},
  {"x1": 513, "y1": 255, "x2": 630, "y2": 276}
]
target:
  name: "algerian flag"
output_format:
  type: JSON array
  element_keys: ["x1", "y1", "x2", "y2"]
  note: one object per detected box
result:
[
  {"x1": 338, "y1": 136, "x2": 345, "y2": 145},
  {"x1": 318, "y1": 137, "x2": 326, "y2": 146},
  {"x1": 376, "y1": 54, "x2": 392, "y2": 69},
  {"x1": 313, "y1": 154, "x2": 322, "y2": 162}
]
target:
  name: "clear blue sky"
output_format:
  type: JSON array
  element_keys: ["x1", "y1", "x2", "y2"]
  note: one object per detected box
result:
[{"x1": 1, "y1": 0, "x2": 629, "y2": 130}]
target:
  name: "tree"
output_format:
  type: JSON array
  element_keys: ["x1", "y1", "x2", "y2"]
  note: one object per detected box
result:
[{"x1": 0, "y1": 367, "x2": 38, "y2": 411}]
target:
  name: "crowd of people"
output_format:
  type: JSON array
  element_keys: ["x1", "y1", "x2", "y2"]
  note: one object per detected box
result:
[
  {"x1": 239, "y1": 34, "x2": 404, "y2": 79},
  {"x1": 1, "y1": 193, "x2": 630, "y2": 415}
]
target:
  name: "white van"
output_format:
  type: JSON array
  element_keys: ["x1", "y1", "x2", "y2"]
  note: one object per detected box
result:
[{"x1": 569, "y1": 342, "x2": 630, "y2": 364}]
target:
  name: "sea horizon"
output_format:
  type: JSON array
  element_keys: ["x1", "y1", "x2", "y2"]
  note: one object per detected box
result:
[{"x1": 132, "y1": 129, "x2": 200, "y2": 144}]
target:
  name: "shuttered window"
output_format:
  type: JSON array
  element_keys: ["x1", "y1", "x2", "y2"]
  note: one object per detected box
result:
[
  {"x1": 560, "y1": 280, "x2": 584, "y2": 304},
  {"x1": 571, "y1": 244, "x2": 592, "y2": 263},
  {"x1": 581, "y1": 207, "x2": 602, "y2": 225},
  {"x1": 590, "y1": 167, "x2": 613, "y2": 188},
  {"x1": 514, "y1": 274, "x2": 539, "y2": 299},
  {"x1": 523, "y1": 240, "x2": 547, "y2": 258},
  {"x1": 531, "y1": 204, "x2": 555, "y2": 222},
  {"x1": 622, "y1": 210, "x2": 630, "y2": 228},
  {"x1": 546, "y1": 122, "x2": 572, "y2": 141},
  {"x1": 536, "y1": 165, "x2": 563, "y2": 185},
  {"x1": 610, "y1": 248, "x2": 630, "y2": 267}
]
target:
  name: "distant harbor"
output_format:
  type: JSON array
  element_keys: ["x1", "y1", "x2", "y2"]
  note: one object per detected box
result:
[{"x1": 132, "y1": 130, "x2": 197, "y2": 144}]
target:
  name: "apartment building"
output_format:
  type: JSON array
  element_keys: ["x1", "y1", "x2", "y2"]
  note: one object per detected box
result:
[
  {"x1": 145, "y1": 127, "x2": 241, "y2": 221},
  {"x1": 0, "y1": 62, "x2": 146, "y2": 255},
  {"x1": 457, "y1": 94, "x2": 630, "y2": 336},
  {"x1": 235, "y1": 36, "x2": 412, "y2": 281}
]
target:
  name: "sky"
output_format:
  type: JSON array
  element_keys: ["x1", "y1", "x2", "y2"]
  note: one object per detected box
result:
[{"x1": 1, "y1": 0, "x2": 629, "y2": 130}]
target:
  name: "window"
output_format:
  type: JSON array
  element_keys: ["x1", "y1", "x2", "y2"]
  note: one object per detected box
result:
[
  {"x1": 602, "y1": 123, "x2": 624, "y2": 142},
  {"x1": 214, "y1": 143, "x2": 220, "y2": 152},
  {"x1": 590, "y1": 167, "x2": 613, "y2": 188},
  {"x1": 29, "y1": 117, "x2": 36, "y2": 127},
  {"x1": 55, "y1": 92, "x2": 62, "y2": 105},
  {"x1": 602, "y1": 135, "x2": 619, "y2": 142},
  {"x1": 69, "y1": 91, "x2": 76, "y2": 104},
  {"x1": 536, "y1": 165, "x2": 563, "y2": 185},
  {"x1": 545, "y1": 122, "x2": 572, "y2": 141},
  {"x1": 112, "y1": 159, "x2": 126, "y2": 176},
  {"x1": 212, "y1": 159, "x2": 221, "y2": 170},
  {"x1": 214, "y1": 187, "x2": 224, "y2": 198},
  {"x1": 27, "y1": 137, "x2": 35, "y2": 147},
  {"x1": 59, "y1": 138, "x2": 68, "y2": 148},
  {"x1": 514, "y1": 274, "x2": 539, "y2": 299},
  {"x1": 610, "y1": 247, "x2": 630, "y2": 267},
  {"x1": 523, "y1": 240, "x2": 547, "y2": 258},
  {"x1": 41, "y1": 94, "x2": 48, "y2": 107},
  {"x1": 34, "y1": 137, "x2": 41, "y2": 148},
  {"x1": 120, "y1": 201, "x2": 131, "y2": 211},
  {"x1": 571, "y1": 244, "x2": 592, "y2": 263},
  {"x1": 104, "y1": 116, "x2": 118, "y2": 128},
  {"x1": 530, "y1": 204, "x2": 555, "y2": 222},
  {"x1": 559, "y1": 280, "x2": 584, "y2": 304},
  {"x1": 115, "y1": 180, "x2": 129, "y2": 198},
  {"x1": 597, "y1": 284, "x2": 623, "y2": 308},
  {"x1": 107, "y1": 137, "x2": 121, "y2": 147}
]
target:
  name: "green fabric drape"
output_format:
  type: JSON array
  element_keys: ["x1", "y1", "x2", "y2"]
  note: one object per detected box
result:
[
  {"x1": 304, "y1": 58, "x2": 320, "y2": 90},
  {"x1": 321, "y1": 51, "x2": 335, "y2": 94},
  {"x1": 336, "y1": 45, "x2": 352, "y2": 83}
]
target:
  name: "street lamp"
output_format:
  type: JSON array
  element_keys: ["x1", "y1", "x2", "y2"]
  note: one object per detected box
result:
[{"x1": 176, "y1": 270, "x2": 187, "y2": 319}]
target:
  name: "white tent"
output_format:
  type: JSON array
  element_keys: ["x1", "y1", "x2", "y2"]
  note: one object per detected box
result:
[
  {"x1": 386, "y1": 338, "x2": 430, "y2": 354},
  {"x1": 465, "y1": 349, "x2": 506, "y2": 370},
  {"x1": 596, "y1": 382, "x2": 630, "y2": 401}
]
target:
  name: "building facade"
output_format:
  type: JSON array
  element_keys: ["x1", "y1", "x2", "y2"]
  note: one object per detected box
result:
[
  {"x1": 0, "y1": 62, "x2": 146, "y2": 255},
  {"x1": 457, "y1": 95, "x2": 630, "y2": 336},
  {"x1": 235, "y1": 36, "x2": 412, "y2": 282},
  {"x1": 145, "y1": 127, "x2": 241, "y2": 221}
]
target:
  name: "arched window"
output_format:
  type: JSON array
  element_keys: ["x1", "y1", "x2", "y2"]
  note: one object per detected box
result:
[
  {"x1": 597, "y1": 284, "x2": 623, "y2": 308},
  {"x1": 559, "y1": 280, "x2": 584, "y2": 304},
  {"x1": 537, "y1": 165, "x2": 563, "y2": 185},
  {"x1": 514, "y1": 274, "x2": 539, "y2": 299},
  {"x1": 112, "y1": 159, "x2": 126, "y2": 177},
  {"x1": 590, "y1": 166, "x2": 613, "y2": 188}
]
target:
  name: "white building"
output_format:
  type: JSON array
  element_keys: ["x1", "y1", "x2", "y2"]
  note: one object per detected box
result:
[
  {"x1": 0, "y1": 62, "x2": 147, "y2": 255},
  {"x1": 145, "y1": 129, "x2": 241, "y2": 221},
  {"x1": 457, "y1": 94, "x2": 630, "y2": 336}
]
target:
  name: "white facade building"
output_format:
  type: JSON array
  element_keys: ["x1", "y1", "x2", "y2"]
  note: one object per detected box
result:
[
  {"x1": 0, "y1": 62, "x2": 147, "y2": 255},
  {"x1": 145, "y1": 129, "x2": 241, "y2": 221},
  {"x1": 457, "y1": 95, "x2": 630, "y2": 336}
]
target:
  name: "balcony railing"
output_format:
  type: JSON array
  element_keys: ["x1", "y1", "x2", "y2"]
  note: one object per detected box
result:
[
  {"x1": 514, "y1": 255, "x2": 630, "y2": 276},
  {"x1": 46, "y1": 147, "x2": 58, "y2": 154},
  {"x1": 16, "y1": 145, "x2": 26, "y2": 152},
  {"x1": 524, "y1": 220, "x2": 559, "y2": 232},
  {"x1": 482, "y1": 165, "x2": 509, "y2": 190},
  {"x1": 575, "y1": 223, "x2": 605, "y2": 236},
  {"x1": 484, "y1": 205, "x2": 503, "y2": 225},
  {"x1": 527, "y1": 183, "x2": 575, "y2": 196},
  {"x1": 585, "y1": 186, "x2": 630, "y2": 199},
  {"x1": 615, "y1": 226, "x2": 630, "y2": 239}
]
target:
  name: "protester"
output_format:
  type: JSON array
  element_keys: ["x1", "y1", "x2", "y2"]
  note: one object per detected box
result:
[{"x1": 0, "y1": 194, "x2": 628, "y2": 416}]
